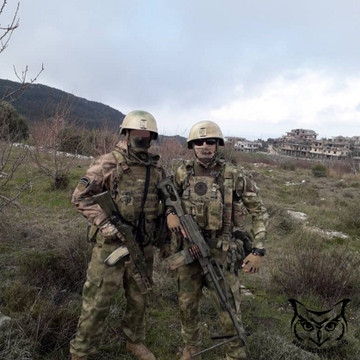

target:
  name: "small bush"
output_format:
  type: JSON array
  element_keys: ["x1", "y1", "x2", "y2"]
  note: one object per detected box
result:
[
  {"x1": 280, "y1": 161, "x2": 296, "y2": 171},
  {"x1": 312, "y1": 163, "x2": 328, "y2": 177},
  {"x1": 52, "y1": 173, "x2": 70, "y2": 190},
  {"x1": 0, "y1": 323, "x2": 33, "y2": 360},
  {"x1": 18, "y1": 234, "x2": 90, "y2": 293},
  {"x1": 337, "y1": 201, "x2": 360, "y2": 236},
  {"x1": 1, "y1": 281, "x2": 38, "y2": 312},
  {"x1": 271, "y1": 233, "x2": 360, "y2": 301}
]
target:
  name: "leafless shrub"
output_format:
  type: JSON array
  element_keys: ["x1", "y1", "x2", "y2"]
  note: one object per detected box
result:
[
  {"x1": 29, "y1": 100, "x2": 86, "y2": 189},
  {"x1": 1, "y1": 282, "x2": 80, "y2": 358},
  {"x1": 328, "y1": 160, "x2": 356, "y2": 178},
  {"x1": 154, "y1": 137, "x2": 188, "y2": 175},
  {"x1": 18, "y1": 232, "x2": 90, "y2": 293},
  {"x1": 0, "y1": 120, "x2": 30, "y2": 213},
  {"x1": 89, "y1": 119, "x2": 119, "y2": 157},
  {"x1": 0, "y1": 322, "x2": 33, "y2": 360},
  {"x1": 270, "y1": 231, "x2": 360, "y2": 302}
]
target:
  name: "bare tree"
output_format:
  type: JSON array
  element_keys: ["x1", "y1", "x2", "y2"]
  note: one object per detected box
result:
[
  {"x1": 0, "y1": 0, "x2": 19, "y2": 54},
  {"x1": 154, "y1": 137, "x2": 188, "y2": 175},
  {"x1": 0, "y1": 1, "x2": 44, "y2": 103},
  {"x1": 90, "y1": 119, "x2": 119, "y2": 157},
  {"x1": 0, "y1": 117, "x2": 30, "y2": 213},
  {"x1": 30, "y1": 100, "x2": 87, "y2": 189},
  {"x1": 0, "y1": 1, "x2": 37, "y2": 213}
]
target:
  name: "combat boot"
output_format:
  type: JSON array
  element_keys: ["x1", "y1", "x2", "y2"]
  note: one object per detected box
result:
[
  {"x1": 180, "y1": 345, "x2": 202, "y2": 360},
  {"x1": 70, "y1": 355, "x2": 87, "y2": 360},
  {"x1": 126, "y1": 341, "x2": 156, "y2": 360}
]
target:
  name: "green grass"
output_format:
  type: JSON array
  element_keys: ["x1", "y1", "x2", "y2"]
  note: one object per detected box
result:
[{"x1": 1, "y1": 153, "x2": 359, "y2": 359}]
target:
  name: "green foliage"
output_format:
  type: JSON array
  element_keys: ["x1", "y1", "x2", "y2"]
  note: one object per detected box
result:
[
  {"x1": 312, "y1": 163, "x2": 328, "y2": 177},
  {"x1": 0, "y1": 101, "x2": 29, "y2": 141}
]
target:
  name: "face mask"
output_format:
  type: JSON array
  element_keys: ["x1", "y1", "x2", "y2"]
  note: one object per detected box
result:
[
  {"x1": 128, "y1": 130, "x2": 152, "y2": 153},
  {"x1": 193, "y1": 140, "x2": 217, "y2": 164}
]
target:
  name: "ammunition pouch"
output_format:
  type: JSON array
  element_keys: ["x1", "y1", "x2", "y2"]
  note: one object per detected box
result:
[
  {"x1": 232, "y1": 230, "x2": 253, "y2": 257},
  {"x1": 223, "y1": 231, "x2": 254, "y2": 273}
]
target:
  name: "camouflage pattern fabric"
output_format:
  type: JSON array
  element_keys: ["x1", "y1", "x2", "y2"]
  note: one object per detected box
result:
[
  {"x1": 70, "y1": 141, "x2": 163, "y2": 358},
  {"x1": 172, "y1": 156, "x2": 268, "y2": 360},
  {"x1": 178, "y1": 259, "x2": 246, "y2": 360},
  {"x1": 69, "y1": 239, "x2": 154, "y2": 357}
]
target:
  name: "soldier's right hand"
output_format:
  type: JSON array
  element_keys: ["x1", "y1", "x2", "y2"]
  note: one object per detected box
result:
[
  {"x1": 166, "y1": 212, "x2": 182, "y2": 233},
  {"x1": 100, "y1": 221, "x2": 124, "y2": 241}
]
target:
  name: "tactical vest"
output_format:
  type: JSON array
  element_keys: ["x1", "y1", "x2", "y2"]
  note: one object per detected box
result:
[
  {"x1": 111, "y1": 150, "x2": 164, "y2": 237},
  {"x1": 178, "y1": 159, "x2": 237, "y2": 234}
]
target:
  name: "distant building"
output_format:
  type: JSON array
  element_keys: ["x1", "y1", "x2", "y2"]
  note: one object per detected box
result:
[
  {"x1": 309, "y1": 137, "x2": 350, "y2": 159},
  {"x1": 280, "y1": 129, "x2": 316, "y2": 157},
  {"x1": 283, "y1": 129, "x2": 317, "y2": 142},
  {"x1": 279, "y1": 129, "x2": 358, "y2": 159},
  {"x1": 225, "y1": 137, "x2": 263, "y2": 152}
]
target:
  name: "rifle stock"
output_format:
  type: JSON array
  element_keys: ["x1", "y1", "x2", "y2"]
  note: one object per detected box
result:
[
  {"x1": 157, "y1": 178, "x2": 248, "y2": 357},
  {"x1": 92, "y1": 191, "x2": 154, "y2": 295}
]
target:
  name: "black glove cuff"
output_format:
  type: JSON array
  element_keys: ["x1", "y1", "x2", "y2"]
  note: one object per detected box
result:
[
  {"x1": 165, "y1": 208, "x2": 176, "y2": 216},
  {"x1": 251, "y1": 248, "x2": 266, "y2": 256}
]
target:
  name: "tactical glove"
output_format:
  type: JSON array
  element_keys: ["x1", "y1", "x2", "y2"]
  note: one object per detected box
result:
[
  {"x1": 99, "y1": 221, "x2": 124, "y2": 241},
  {"x1": 167, "y1": 212, "x2": 182, "y2": 233},
  {"x1": 242, "y1": 253, "x2": 262, "y2": 273}
]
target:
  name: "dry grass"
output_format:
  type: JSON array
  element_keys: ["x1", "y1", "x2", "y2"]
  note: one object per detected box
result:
[{"x1": 1, "y1": 148, "x2": 359, "y2": 359}]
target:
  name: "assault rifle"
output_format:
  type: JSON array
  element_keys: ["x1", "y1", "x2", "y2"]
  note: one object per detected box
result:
[
  {"x1": 157, "y1": 177, "x2": 248, "y2": 358},
  {"x1": 92, "y1": 191, "x2": 154, "y2": 295}
]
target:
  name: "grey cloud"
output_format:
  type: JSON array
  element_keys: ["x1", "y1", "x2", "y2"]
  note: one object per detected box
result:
[{"x1": 1, "y1": 0, "x2": 360, "y2": 138}]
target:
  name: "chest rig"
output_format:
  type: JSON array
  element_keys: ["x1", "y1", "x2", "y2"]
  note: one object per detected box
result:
[
  {"x1": 111, "y1": 150, "x2": 163, "y2": 239},
  {"x1": 179, "y1": 159, "x2": 236, "y2": 236}
]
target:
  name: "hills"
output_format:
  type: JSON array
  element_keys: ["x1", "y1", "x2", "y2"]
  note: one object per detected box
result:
[{"x1": 0, "y1": 79, "x2": 125, "y2": 129}]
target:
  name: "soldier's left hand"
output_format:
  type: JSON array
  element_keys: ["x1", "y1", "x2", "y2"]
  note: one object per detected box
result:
[{"x1": 242, "y1": 253, "x2": 262, "y2": 273}]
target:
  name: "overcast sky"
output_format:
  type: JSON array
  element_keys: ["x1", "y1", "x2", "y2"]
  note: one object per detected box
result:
[{"x1": 1, "y1": 0, "x2": 360, "y2": 140}]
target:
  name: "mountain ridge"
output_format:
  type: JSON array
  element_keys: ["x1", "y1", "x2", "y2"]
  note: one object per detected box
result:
[{"x1": 0, "y1": 78, "x2": 125, "y2": 129}]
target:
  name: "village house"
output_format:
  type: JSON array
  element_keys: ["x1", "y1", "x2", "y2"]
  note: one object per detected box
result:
[
  {"x1": 225, "y1": 137, "x2": 263, "y2": 152},
  {"x1": 280, "y1": 129, "x2": 358, "y2": 159}
]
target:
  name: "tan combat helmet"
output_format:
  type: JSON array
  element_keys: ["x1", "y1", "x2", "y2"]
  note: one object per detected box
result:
[
  {"x1": 119, "y1": 110, "x2": 158, "y2": 139},
  {"x1": 187, "y1": 120, "x2": 225, "y2": 149}
]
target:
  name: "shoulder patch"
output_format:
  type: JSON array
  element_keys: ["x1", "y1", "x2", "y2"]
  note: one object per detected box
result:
[
  {"x1": 79, "y1": 177, "x2": 90, "y2": 187},
  {"x1": 76, "y1": 176, "x2": 91, "y2": 192}
]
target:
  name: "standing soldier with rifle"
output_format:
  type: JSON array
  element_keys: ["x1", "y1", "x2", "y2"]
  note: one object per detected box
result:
[
  {"x1": 165, "y1": 121, "x2": 268, "y2": 360},
  {"x1": 70, "y1": 110, "x2": 165, "y2": 360}
]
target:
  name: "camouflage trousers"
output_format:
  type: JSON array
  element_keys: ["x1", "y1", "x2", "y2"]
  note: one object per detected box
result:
[
  {"x1": 178, "y1": 259, "x2": 247, "y2": 360},
  {"x1": 70, "y1": 240, "x2": 154, "y2": 358}
]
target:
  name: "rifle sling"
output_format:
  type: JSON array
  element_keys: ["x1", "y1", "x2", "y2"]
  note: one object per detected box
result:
[{"x1": 135, "y1": 164, "x2": 151, "y2": 247}]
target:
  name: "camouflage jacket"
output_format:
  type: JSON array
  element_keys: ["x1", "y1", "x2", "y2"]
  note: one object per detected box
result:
[
  {"x1": 72, "y1": 141, "x2": 165, "y2": 241},
  {"x1": 173, "y1": 157, "x2": 268, "y2": 249}
]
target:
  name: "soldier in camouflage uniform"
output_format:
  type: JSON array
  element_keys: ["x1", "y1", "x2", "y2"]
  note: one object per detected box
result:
[
  {"x1": 166, "y1": 121, "x2": 268, "y2": 360},
  {"x1": 70, "y1": 110, "x2": 165, "y2": 360}
]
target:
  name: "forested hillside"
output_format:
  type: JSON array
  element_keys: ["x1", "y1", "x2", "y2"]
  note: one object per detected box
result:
[{"x1": 0, "y1": 79, "x2": 125, "y2": 129}]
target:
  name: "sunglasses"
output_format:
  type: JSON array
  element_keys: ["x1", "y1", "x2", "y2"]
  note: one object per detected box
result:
[{"x1": 192, "y1": 138, "x2": 217, "y2": 146}]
